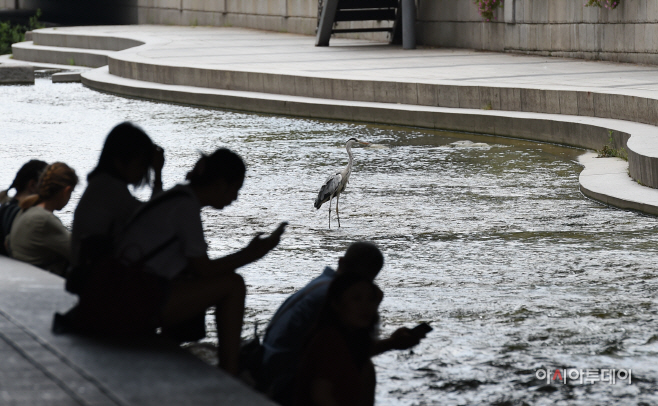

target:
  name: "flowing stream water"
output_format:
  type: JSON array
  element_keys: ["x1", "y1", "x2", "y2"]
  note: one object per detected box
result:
[{"x1": 1, "y1": 77, "x2": 657, "y2": 405}]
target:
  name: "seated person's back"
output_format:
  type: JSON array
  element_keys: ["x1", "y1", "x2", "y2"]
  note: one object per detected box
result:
[
  {"x1": 0, "y1": 160, "x2": 48, "y2": 256},
  {"x1": 8, "y1": 163, "x2": 78, "y2": 276},
  {"x1": 72, "y1": 122, "x2": 164, "y2": 266}
]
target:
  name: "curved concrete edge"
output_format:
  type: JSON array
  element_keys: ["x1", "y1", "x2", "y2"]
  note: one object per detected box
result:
[
  {"x1": 579, "y1": 152, "x2": 658, "y2": 216},
  {"x1": 108, "y1": 52, "x2": 658, "y2": 131},
  {"x1": 0, "y1": 54, "x2": 92, "y2": 72},
  {"x1": 15, "y1": 27, "x2": 658, "y2": 189},
  {"x1": 81, "y1": 66, "x2": 658, "y2": 216},
  {"x1": 105, "y1": 54, "x2": 658, "y2": 189},
  {"x1": 32, "y1": 29, "x2": 145, "y2": 51},
  {"x1": 0, "y1": 256, "x2": 275, "y2": 406},
  {"x1": 12, "y1": 41, "x2": 112, "y2": 68}
]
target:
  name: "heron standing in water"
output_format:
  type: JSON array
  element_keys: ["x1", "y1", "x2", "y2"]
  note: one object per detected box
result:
[{"x1": 314, "y1": 138, "x2": 370, "y2": 228}]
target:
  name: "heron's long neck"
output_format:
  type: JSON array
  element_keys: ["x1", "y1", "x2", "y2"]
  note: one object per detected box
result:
[{"x1": 346, "y1": 145, "x2": 354, "y2": 173}]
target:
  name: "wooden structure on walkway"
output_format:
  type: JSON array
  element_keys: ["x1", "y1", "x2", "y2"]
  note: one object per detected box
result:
[{"x1": 316, "y1": 0, "x2": 413, "y2": 47}]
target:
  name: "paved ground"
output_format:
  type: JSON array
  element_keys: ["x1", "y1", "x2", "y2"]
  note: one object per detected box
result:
[
  {"x1": 29, "y1": 25, "x2": 658, "y2": 97},
  {"x1": 0, "y1": 256, "x2": 274, "y2": 406}
]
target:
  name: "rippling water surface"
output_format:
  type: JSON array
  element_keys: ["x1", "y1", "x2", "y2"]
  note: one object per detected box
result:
[{"x1": 1, "y1": 77, "x2": 657, "y2": 405}]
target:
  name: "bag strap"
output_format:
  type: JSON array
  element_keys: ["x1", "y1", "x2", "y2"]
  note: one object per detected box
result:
[
  {"x1": 124, "y1": 187, "x2": 190, "y2": 228},
  {"x1": 138, "y1": 234, "x2": 179, "y2": 264},
  {"x1": 119, "y1": 187, "x2": 191, "y2": 264}
]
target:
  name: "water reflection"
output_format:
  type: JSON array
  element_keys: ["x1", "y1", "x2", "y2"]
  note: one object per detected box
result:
[{"x1": 1, "y1": 78, "x2": 656, "y2": 405}]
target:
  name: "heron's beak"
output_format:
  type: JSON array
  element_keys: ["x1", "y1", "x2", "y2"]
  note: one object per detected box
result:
[{"x1": 358, "y1": 141, "x2": 371, "y2": 147}]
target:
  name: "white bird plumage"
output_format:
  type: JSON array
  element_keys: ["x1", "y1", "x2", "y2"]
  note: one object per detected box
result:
[{"x1": 314, "y1": 138, "x2": 370, "y2": 228}]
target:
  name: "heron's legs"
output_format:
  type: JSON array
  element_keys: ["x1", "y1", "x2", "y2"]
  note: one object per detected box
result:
[
  {"x1": 336, "y1": 194, "x2": 341, "y2": 228},
  {"x1": 328, "y1": 196, "x2": 333, "y2": 229}
]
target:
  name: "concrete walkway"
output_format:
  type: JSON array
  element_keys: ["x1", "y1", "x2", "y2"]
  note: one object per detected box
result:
[
  {"x1": 8, "y1": 25, "x2": 658, "y2": 215},
  {"x1": 0, "y1": 256, "x2": 274, "y2": 406}
]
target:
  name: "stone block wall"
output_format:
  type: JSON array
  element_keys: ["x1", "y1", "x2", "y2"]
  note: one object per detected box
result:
[
  {"x1": 0, "y1": 0, "x2": 16, "y2": 9},
  {"x1": 136, "y1": 0, "x2": 319, "y2": 35},
  {"x1": 133, "y1": 0, "x2": 658, "y2": 64},
  {"x1": 15, "y1": 0, "x2": 658, "y2": 65},
  {"x1": 417, "y1": 0, "x2": 658, "y2": 64}
]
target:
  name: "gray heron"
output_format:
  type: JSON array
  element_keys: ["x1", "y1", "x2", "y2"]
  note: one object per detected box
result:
[{"x1": 314, "y1": 138, "x2": 370, "y2": 228}]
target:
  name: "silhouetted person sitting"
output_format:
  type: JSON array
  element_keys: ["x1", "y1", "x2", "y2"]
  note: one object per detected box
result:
[
  {"x1": 0, "y1": 159, "x2": 48, "y2": 256},
  {"x1": 70, "y1": 148, "x2": 286, "y2": 376},
  {"x1": 7, "y1": 163, "x2": 78, "y2": 276},
  {"x1": 262, "y1": 241, "x2": 426, "y2": 405},
  {"x1": 72, "y1": 122, "x2": 164, "y2": 266},
  {"x1": 294, "y1": 273, "x2": 381, "y2": 406}
]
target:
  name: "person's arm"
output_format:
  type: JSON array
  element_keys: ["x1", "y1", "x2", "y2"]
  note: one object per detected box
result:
[
  {"x1": 188, "y1": 222, "x2": 287, "y2": 277},
  {"x1": 42, "y1": 214, "x2": 72, "y2": 261},
  {"x1": 372, "y1": 327, "x2": 426, "y2": 356},
  {"x1": 151, "y1": 146, "x2": 165, "y2": 197}
]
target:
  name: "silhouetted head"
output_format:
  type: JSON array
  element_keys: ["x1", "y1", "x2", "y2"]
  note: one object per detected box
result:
[
  {"x1": 315, "y1": 272, "x2": 381, "y2": 366},
  {"x1": 327, "y1": 272, "x2": 380, "y2": 329},
  {"x1": 186, "y1": 148, "x2": 246, "y2": 209},
  {"x1": 20, "y1": 162, "x2": 79, "y2": 210},
  {"x1": 89, "y1": 122, "x2": 157, "y2": 186},
  {"x1": 337, "y1": 241, "x2": 384, "y2": 280},
  {"x1": 0, "y1": 160, "x2": 48, "y2": 203}
]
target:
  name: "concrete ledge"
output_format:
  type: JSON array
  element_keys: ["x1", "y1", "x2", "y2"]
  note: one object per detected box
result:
[
  {"x1": 81, "y1": 65, "x2": 658, "y2": 216},
  {"x1": 579, "y1": 152, "x2": 658, "y2": 215},
  {"x1": 52, "y1": 71, "x2": 82, "y2": 83},
  {"x1": 12, "y1": 42, "x2": 113, "y2": 68},
  {"x1": 0, "y1": 54, "x2": 94, "y2": 72},
  {"x1": 32, "y1": 31, "x2": 144, "y2": 51},
  {"x1": 0, "y1": 62, "x2": 34, "y2": 84},
  {"x1": 0, "y1": 256, "x2": 275, "y2": 406}
]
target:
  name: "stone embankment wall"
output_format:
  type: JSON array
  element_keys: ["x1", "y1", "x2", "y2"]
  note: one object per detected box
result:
[
  {"x1": 135, "y1": 0, "x2": 658, "y2": 65},
  {"x1": 9, "y1": 0, "x2": 658, "y2": 65},
  {"x1": 419, "y1": 0, "x2": 658, "y2": 65}
]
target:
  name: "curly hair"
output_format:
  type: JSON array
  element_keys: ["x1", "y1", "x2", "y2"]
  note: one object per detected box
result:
[{"x1": 20, "y1": 163, "x2": 79, "y2": 209}]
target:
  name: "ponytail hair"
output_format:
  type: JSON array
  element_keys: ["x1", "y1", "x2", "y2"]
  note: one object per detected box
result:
[
  {"x1": 185, "y1": 148, "x2": 246, "y2": 187},
  {"x1": 20, "y1": 163, "x2": 79, "y2": 210},
  {"x1": 0, "y1": 160, "x2": 48, "y2": 204},
  {"x1": 88, "y1": 122, "x2": 156, "y2": 186}
]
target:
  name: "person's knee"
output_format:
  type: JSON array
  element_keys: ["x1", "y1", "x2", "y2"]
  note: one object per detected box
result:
[{"x1": 226, "y1": 272, "x2": 246, "y2": 298}]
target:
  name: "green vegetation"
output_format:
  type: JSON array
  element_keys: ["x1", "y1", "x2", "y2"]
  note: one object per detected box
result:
[
  {"x1": 598, "y1": 130, "x2": 627, "y2": 160},
  {"x1": 585, "y1": 0, "x2": 620, "y2": 9},
  {"x1": 0, "y1": 9, "x2": 45, "y2": 55}
]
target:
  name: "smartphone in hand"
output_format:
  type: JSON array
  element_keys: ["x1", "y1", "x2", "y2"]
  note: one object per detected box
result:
[
  {"x1": 272, "y1": 222, "x2": 288, "y2": 237},
  {"x1": 411, "y1": 322, "x2": 433, "y2": 337}
]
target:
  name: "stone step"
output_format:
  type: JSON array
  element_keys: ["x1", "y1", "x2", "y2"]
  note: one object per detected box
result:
[
  {"x1": 12, "y1": 41, "x2": 114, "y2": 68},
  {"x1": 52, "y1": 71, "x2": 82, "y2": 83},
  {"x1": 31, "y1": 30, "x2": 144, "y2": 51},
  {"x1": 0, "y1": 256, "x2": 276, "y2": 406}
]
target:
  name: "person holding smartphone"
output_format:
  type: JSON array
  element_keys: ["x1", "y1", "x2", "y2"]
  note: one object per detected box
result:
[
  {"x1": 68, "y1": 148, "x2": 286, "y2": 377},
  {"x1": 261, "y1": 241, "x2": 428, "y2": 405}
]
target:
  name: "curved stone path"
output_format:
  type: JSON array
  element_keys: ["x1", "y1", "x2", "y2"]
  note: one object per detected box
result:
[{"x1": 9, "y1": 25, "x2": 658, "y2": 214}]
